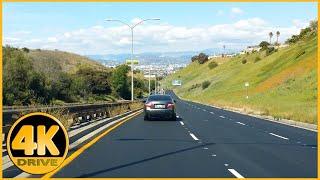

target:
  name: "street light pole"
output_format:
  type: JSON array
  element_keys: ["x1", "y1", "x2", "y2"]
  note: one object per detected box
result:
[
  {"x1": 106, "y1": 18, "x2": 160, "y2": 101},
  {"x1": 131, "y1": 29, "x2": 134, "y2": 101}
]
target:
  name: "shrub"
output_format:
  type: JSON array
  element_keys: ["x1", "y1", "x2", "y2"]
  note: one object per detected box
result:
[
  {"x1": 202, "y1": 81, "x2": 211, "y2": 89},
  {"x1": 208, "y1": 61, "x2": 218, "y2": 69},
  {"x1": 188, "y1": 83, "x2": 201, "y2": 91},
  {"x1": 295, "y1": 50, "x2": 306, "y2": 59},
  {"x1": 254, "y1": 56, "x2": 261, "y2": 63},
  {"x1": 242, "y1": 59, "x2": 247, "y2": 64},
  {"x1": 266, "y1": 47, "x2": 275, "y2": 56}
]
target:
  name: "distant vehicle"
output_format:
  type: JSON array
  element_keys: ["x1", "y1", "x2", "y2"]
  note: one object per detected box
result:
[{"x1": 144, "y1": 95, "x2": 176, "y2": 121}]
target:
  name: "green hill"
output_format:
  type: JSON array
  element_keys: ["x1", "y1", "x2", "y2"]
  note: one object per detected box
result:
[
  {"x1": 27, "y1": 49, "x2": 107, "y2": 78},
  {"x1": 164, "y1": 32, "x2": 317, "y2": 124}
]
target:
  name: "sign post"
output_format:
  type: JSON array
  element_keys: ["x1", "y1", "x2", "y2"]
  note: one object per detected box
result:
[{"x1": 245, "y1": 82, "x2": 249, "y2": 99}]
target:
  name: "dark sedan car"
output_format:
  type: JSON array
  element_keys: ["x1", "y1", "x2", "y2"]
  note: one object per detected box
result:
[{"x1": 144, "y1": 95, "x2": 176, "y2": 121}]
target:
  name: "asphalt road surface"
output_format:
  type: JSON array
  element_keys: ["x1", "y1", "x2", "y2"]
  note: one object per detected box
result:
[{"x1": 50, "y1": 91, "x2": 317, "y2": 178}]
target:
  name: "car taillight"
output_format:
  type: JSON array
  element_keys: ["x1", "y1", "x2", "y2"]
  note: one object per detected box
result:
[
  {"x1": 167, "y1": 103, "x2": 175, "y2": 109},
  {"x1": 145, "y1": 102, "x2": 154, "y2": 109}
]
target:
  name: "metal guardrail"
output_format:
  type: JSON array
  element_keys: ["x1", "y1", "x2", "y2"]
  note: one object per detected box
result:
[{"x1": 2, "y1": 101, "x2": 143, "y2": 135}]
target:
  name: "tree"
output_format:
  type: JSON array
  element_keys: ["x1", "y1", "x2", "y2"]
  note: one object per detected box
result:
[
  {"x1": 276, "y1": 31, "x2": 280, "y2": 45},
  {"x1": 191, "y1": 55, "x2": 198, "y2": 62},
  {"x1": 22, "y1": 47, "x2": 30, "y2": 53},
  {"x1": 310, "y1": 20, "x2": 318, "y2": 34},
  {"x1": 111, "y1": 65, "x2": 130, "y2": 99},
  {"x1": 197, "y1": 53, "x2": 209, "y2": 64},
  {"x1": 51, "y1": 73, "x2": 74, "y2": 102},
  {"x1": 3, "y1": 47, "x2": 36, "y2": 105},
  {"x1": 259, "y1": 41, "x2": 270, "y2": 50},
  {"x1": 76, "y1": 67, "x2": 112, "y2": 95},
  {"x1": 191, "y1": 53, "x2": 209, "y2": 64},
  {"x1": 269, "y1": 32, "x2": 273, "y2": 44}
]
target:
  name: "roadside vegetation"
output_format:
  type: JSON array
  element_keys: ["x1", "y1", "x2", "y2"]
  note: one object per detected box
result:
[
  {"x1": 164, "y1": 20, "x2": 317, "y2": 124},
  {"x1": 3, "y1": 47, "x2": 152, "y2": 106}
]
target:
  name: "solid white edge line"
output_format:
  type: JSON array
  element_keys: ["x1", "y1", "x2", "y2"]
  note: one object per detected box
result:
[
  {"x1": 180, "y1": 121, "x2": 184, "y2": 126},
  {"x1": 228, "y1": 169, "x2": 244, "y2": 178},
  {"x1": 177, "y1": 95, "x2": 317, "y2": 132},
  {"x1": 269, "y1": 133, "x2": 289, "y2": 140},
  {"x1": 189, "y1": 133, "x2": 199, "y2": 141}
]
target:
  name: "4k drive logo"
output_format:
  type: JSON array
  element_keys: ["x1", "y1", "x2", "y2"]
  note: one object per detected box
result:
[{"x1": 7, "y1": 112, "x2": 69, "y2": 174}]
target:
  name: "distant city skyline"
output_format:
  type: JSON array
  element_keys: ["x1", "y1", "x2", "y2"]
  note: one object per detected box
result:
[{"x1": 4, "y1": 2, "x2": 317, "y2": 55}]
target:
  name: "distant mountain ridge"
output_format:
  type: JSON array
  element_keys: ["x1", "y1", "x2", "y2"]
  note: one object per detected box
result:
[{"x1": 87, "y1": 48, "x2": 241, "y2": 65}]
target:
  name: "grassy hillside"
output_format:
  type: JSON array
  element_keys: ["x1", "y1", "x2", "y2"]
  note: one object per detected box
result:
[
  {"x1": 27, "y1": 49, "x2": 107, "y2": 77},
  {"x1": 164, "y1": 36, "x2": 317, "y2": 124}
]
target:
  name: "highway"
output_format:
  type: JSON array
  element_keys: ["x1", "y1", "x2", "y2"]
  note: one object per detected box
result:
[{"x1": 48, "y1": 91, "x2": 317, "y2": 178}]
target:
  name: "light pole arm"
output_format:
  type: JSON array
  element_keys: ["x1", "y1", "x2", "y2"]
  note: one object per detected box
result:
[
  {"x1": 132, "y1": 18, "x2": 160, "y2": 29},
  {"x1": 106, "y1": 19, "x2": 132, "y2": 29}
]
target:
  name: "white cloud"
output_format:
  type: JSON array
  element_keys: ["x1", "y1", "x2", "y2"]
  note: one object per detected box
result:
[
  {"x1": 231, "y1": 7, "x2": 243, "y2": 14},
  {"x1": 3, "y1": 18, "x2": 309, "y2": 54}
]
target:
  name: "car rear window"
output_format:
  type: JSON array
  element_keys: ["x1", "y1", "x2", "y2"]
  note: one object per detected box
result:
[{"x1": 148, "y1": 95, "x2": 172, "y2": 101}]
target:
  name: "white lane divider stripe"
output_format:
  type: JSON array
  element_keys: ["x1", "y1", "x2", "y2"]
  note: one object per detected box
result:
[
  {"x1": 228, "y1": 169, "x2": 244, "y2": 178},
  {"x1": 189, "y1": 133, "x2": 199, "y2": 141},
  {"x1": 236, "y1": 122, "x2": 246, "y2": 126},
  {"x1": 219, "y1": 115, "x2": 225, "y2": 119},
  {"x1": 269, "y1": 133, "x2": 289, "y2": 140},
  {"x1": 210, "y1": 112, "x2": 215, "y2": 114},
  {"x1": 180, "y1": 121, "x2": 184, "y2": 125}
]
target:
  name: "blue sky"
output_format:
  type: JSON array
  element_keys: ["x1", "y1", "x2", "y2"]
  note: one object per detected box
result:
[{"x1": 3, "y1": 2, "x2": 317, "y2": 55}]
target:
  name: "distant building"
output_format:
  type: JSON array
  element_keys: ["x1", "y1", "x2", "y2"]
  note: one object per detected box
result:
[
  {"x1": 245, "y1": 45, "x2": 261, "y2": 53},
  {"x1": 225, "y1": 54, "x2": 237, "y2": 57},
  {"x1": 209, "y1": 53, "x2": 222, "y2": 59}
]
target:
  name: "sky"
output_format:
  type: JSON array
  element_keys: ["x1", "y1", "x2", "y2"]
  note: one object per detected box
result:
[{"x1": 3, "y1": 2, "x2": 318, "y2": 55}]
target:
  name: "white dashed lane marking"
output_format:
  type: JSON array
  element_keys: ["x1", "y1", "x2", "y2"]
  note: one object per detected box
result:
[
  {"x1": 228, "y1": 169, "x2": 245, "y2": 178},
  {"x1": 189, "y1": 133, "x2": 199, "y2": 141},
  {"x1": 236, "y1": 122, "x2": 246, "y2": 126},
  {"x1": 269, "y1": 133, "x2": 289, "y2": 140},
  {"x1": 180, "y1": 121, "x2": 184, "y2": 125},
  {"x1": 219, "y1": 115, "x2": 226, "y2": 119}
]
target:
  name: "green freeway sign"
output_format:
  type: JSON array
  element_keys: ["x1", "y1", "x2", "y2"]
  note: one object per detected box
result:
[{"x1": 126, "y1": 60, "x2": 139, "y2": 65}]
